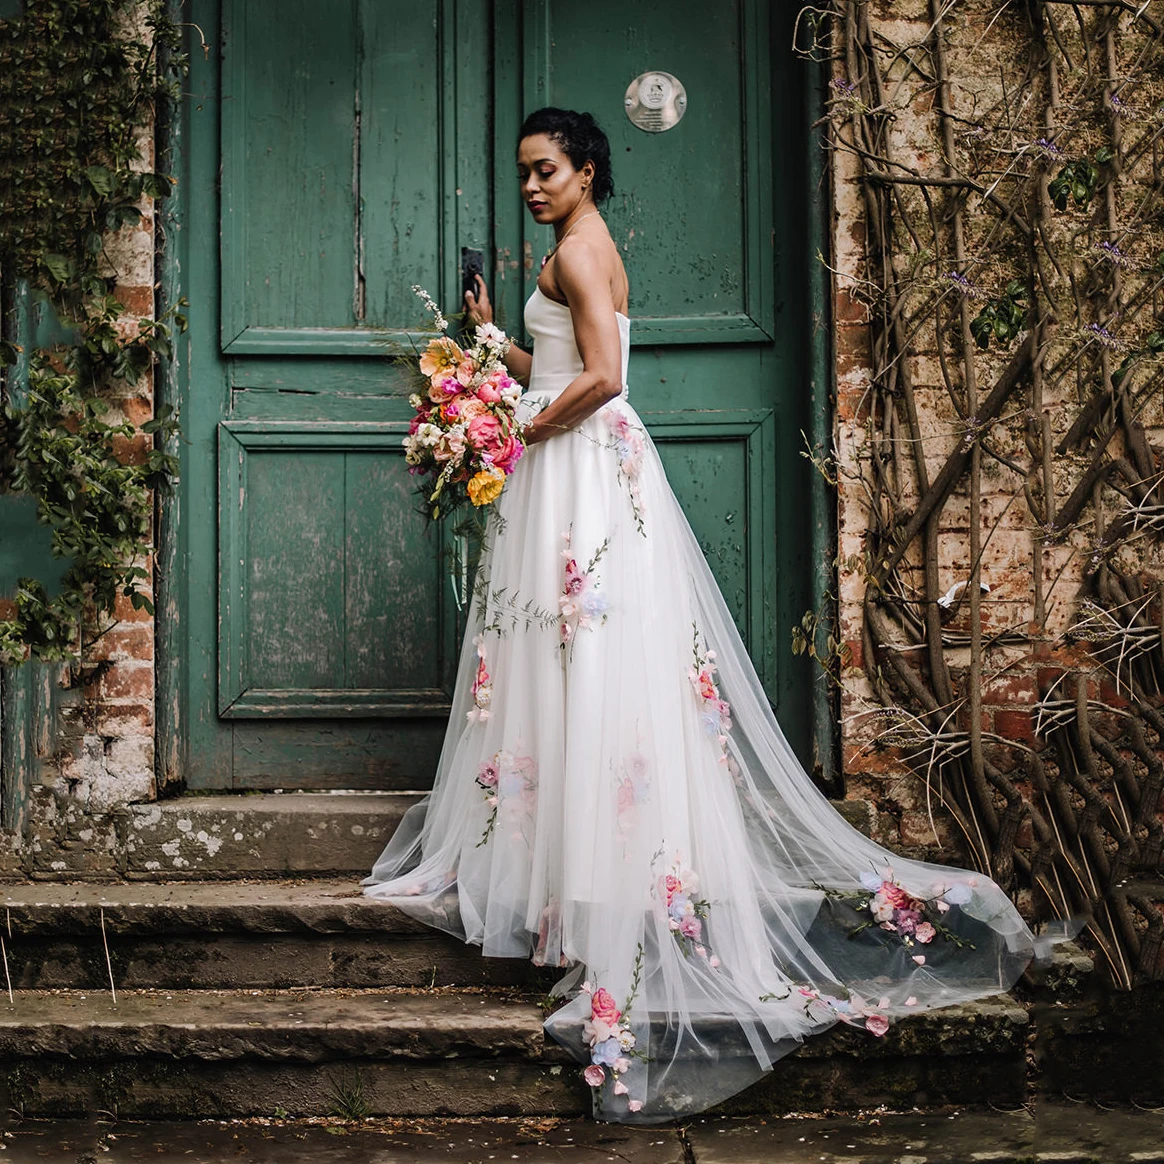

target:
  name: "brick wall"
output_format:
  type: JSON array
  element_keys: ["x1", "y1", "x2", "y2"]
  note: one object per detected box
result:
[
  {"x1": 824, "y1": 0, "x2": 1163, "y2": 886},
  {"x1": 46, "y1": 118, "x2": 158, "y2": 814}
]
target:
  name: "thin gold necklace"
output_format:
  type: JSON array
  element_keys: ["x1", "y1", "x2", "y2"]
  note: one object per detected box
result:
[{"x1": 542, "y1": 210, "x2": 600, "y2": 269}]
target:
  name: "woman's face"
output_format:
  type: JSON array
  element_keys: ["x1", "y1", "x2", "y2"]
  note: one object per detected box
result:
[{"x1": 517, "y1": 133, "x2": 594, "y2": 225}]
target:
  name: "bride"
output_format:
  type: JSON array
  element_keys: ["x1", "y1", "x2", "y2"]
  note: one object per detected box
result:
[{"x1": 365, "y1": 107, "x2": 1046, "y2": 1123}]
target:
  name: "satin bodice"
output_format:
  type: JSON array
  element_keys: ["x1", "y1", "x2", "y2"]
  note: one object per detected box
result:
[{"x1": 523, "y1": 285, "x2": 631, "y2": 400}]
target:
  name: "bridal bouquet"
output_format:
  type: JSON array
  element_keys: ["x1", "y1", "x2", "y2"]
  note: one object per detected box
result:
[{"x1": 402, "y1": 286, "x2": 526, "y2": 522}]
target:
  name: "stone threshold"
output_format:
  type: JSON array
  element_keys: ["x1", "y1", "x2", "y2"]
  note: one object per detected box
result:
[
  {"x1": 16, "y1": 789, "x2": 877, "y2": 881},
  {"x1": 3, "y1": 1104, "x2": 1164, "y2": 1163}
]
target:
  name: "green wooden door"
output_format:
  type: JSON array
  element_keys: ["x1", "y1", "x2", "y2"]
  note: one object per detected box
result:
[{"x1": 169, "y1": 0, "x2": 812, "y2": 790}]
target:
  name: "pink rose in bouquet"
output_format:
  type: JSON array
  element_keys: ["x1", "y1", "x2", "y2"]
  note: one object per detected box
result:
[
  {"x1": 476, "y1": 379, "x2": 502, "y2": 403},
  {"x1": 458, "y1": 398, "x2": 488, "y2": 423},
  {"x1": 427, "y1": 374, "x2": 462, "y2": 405},
  {"x1": 492, "y1": 434, "x2": 524, "y2": 474},
  {"x1": 466, "y1": 413, "x2": 502, "y2": 454}
]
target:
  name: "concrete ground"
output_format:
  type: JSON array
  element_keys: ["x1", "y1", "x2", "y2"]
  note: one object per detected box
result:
[{"x1": 3, "y1": 1105, "x2": 1163, "y2": 1164}]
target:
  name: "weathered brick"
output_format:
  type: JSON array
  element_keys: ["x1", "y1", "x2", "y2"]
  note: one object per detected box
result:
[
  {"x1": 834, "y1": 287, "x2": 870, "y2": 325},
  {"x1": 111, "y1": 431, "x2": 152, "y2": 466},
  {"x1": 835, "y1": 322, "x2": 872, "y2": 380},
  {"x1": 115, "y1": 283, "x2": 154, "y2": 316},
  {"x1": 993, "y1": 709, "x2": 1037, "y2": 745},
  {"x1": 113, "y1": 589, "x2": 155, "y2": 624},
  {"x1": 91, "y1": 663, "x2": 153, "y2": 703},
  {"x1": 981, "y1": 672, "x2": 1038, "y2": 707},
  {"x1": 95, "y1": 701, "x2": 154, "y2": 736},
  {"x1": 86, "y1": 624, "x2": 154, "y2": 664}
]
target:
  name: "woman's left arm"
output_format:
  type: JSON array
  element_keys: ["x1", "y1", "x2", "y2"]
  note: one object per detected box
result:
[{"x1": 521, "y1": 242, "x2": 623, "y2": 446}]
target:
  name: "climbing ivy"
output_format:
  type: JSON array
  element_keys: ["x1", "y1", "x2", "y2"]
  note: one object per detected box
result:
[{"x1": 0, "y1": 0, "x2": 185, "y2": 663}]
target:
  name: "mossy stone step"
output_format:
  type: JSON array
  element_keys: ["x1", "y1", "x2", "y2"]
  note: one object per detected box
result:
[
  {"x1": 0, "y1": 985, "x2": 1030, "y2": 1118},
  {"x1": 0, "y1": 879, "x2": 559, "y2": 990}
]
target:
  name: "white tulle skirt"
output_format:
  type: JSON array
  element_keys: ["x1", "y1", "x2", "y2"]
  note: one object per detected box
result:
[{"x1": 364, "y1": 386, "x2": 1045, "y2": 1123}]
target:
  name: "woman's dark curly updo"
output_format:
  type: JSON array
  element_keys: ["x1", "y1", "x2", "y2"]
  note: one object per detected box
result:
[{"x1": 518, "y1": 107, "x2": 615, "y2": 204}]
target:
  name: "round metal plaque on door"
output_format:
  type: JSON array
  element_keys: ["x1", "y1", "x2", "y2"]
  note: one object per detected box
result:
[{"x1": 624, "y1": 71, "x2": 687, "y2": 133}]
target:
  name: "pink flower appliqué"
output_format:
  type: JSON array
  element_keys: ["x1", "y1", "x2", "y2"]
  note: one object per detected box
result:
[
  {"x1": 688, "y1": 627, "x2": 733, "y2": 765},
  {"x1": 466, "y1": 634, "x2": 492, "y2": 722},
  {"x1": 558, "y1": 530, "x2": 610, "y2": 655},
  {"x1": 579, "y1": 949, "x2": 644, "y2": 1105},
  {"x1": 605, "y1": 411, "x2": 646, "y2": 534},
  {"x1": 656, "y1": 856, "x2": 719, "y2": 967},
  {"x1": 590, "y1": 988, "x2": 621, "y2": 1027},
  {"x1": 474, "y1": 747, "x2": 538, "y2": 848}
]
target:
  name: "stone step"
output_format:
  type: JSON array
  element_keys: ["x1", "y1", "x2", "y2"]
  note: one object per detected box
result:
[
  {"x1": 22, "y1": 791, "x2": 877, "y2": 882},
  {"x1": 122, "y1": 792, "x2": 421, "y2": 879},
  {"x1": 684, "y1": 1104, "x2": 1164, "y2": 1164},
  {"x1": 0, "y1": 984, "x2": 1030, "y2": 1118},
  {"x1": 0, "y1": 986, "x2": 576, "y2": 1119},
  {"x1": 0, "y1": 879, "x2": 559, "y2": 990},
  {"x1": 10, "y1": 1105, "x2": 1164, "y2": 1164},
  {"x1": 0, "y1": 988, "x2": 542, "y2": 1060}
]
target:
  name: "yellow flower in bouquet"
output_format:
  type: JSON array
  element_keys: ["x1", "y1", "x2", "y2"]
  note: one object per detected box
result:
[
  {"x1": 419, "y1": 336, "x2": 464, "y2": 382},
  {"x1": 467, "y1": 467, "x2": 506, "y2": 507}
]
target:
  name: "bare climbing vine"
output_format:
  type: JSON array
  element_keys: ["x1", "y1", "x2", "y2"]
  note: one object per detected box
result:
[{"x1": 797, "y1": 0, "x2": 1164, "y2": 985}]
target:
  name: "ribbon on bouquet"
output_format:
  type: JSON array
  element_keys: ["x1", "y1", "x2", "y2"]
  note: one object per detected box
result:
[{"x1": 449, "y1": 532, "x2": 470, "y2": 612}]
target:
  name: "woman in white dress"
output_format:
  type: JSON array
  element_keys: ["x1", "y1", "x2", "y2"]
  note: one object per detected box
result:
[{"x1": 365, "y1": 108, "x2": 1049, "y2": 1123}]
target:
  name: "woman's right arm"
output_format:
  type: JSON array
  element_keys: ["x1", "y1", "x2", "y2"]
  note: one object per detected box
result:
[{"x1": 465, "y1": 275, "x2": 532, "y2": 384}]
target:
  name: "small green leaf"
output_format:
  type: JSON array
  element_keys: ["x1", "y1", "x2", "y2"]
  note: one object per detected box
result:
[
  {"x1": 84, "y1": 164, "x2": 115, "y2": 196},
  {"x1": 43, "y1": 253, "x2": 75, "y2": 283}
]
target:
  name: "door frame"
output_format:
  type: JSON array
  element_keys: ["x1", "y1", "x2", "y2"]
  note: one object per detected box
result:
[{"x1": 155, "y1": 0, "x2": 837, "y2": 794}]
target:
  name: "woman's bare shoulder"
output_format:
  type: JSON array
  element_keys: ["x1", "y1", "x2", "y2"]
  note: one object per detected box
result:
[{"x1": 553, "y1": 233, "x2": 626, "y2": 312}]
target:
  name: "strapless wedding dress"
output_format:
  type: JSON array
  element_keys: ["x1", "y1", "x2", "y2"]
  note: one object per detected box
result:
[{"x1": 364, "y1": 285, "x2": 1048, "y2": 1123}]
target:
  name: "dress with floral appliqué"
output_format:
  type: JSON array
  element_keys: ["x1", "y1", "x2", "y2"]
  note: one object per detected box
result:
[{"x1": 364, "y1": 285, "x2": 1045, "y2": 1123}]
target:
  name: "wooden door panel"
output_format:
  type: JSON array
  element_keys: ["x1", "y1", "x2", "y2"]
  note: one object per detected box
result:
[
  {"x1": 221, "y1": 0, "x2": 453, "y2": 354},
  {"x1": 231, "y1": 719, "x2": 446, "y2": 790},
  {"x1": 345, "y1": 449, "x2": 449, "y2": 690},
  {"x1": 222, "y1": 0, "x2": 360, "y2": 338},
  {"x1": 242, "y1": 448, "x2": 347, "y2": 689},
  {"x1": 359, "y1": 3, "x2": 447, "y2": 328},
  {"x1": 651, "y1": 409, "x2": 776, "y2": 686},
  {"x1": 218, "y1": 424, "x2": 454, "y2": 720}
]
